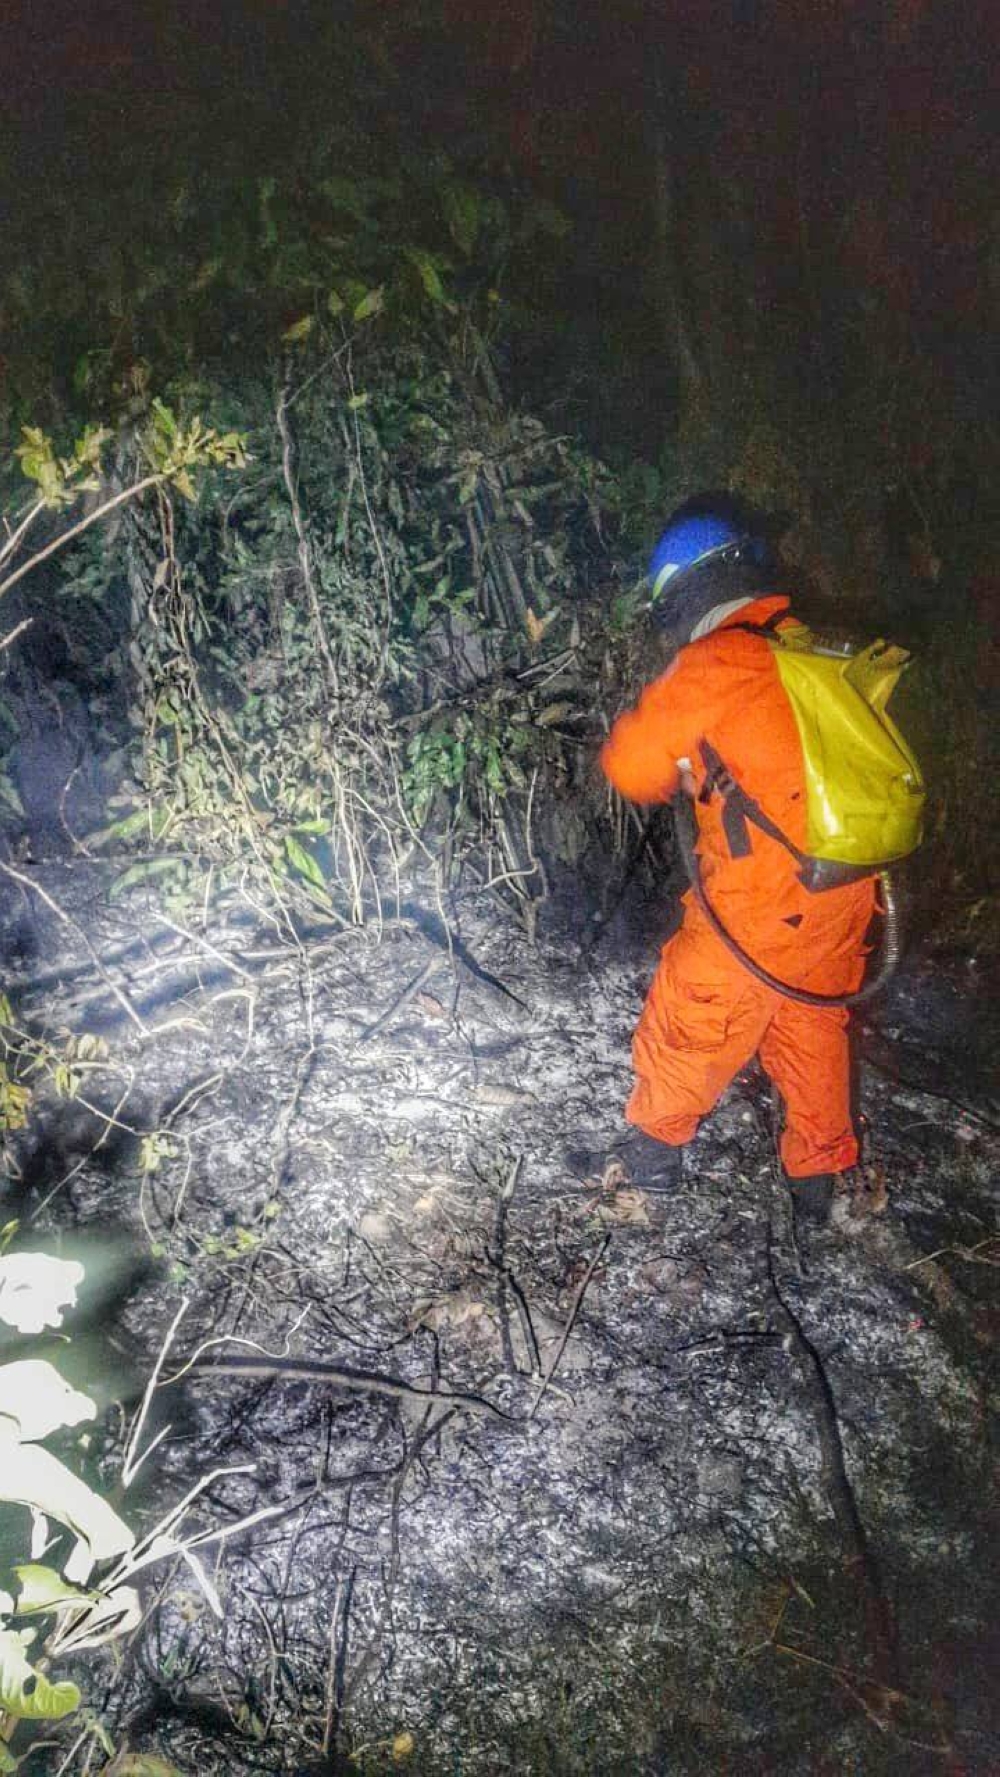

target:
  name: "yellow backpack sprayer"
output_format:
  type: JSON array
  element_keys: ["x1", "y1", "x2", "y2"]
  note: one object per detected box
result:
[{"x1": 674, "y1": 629, "x2": 926, "y2": 1007}]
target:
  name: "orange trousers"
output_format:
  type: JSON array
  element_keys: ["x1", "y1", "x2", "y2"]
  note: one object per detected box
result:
[{"x1": 627, "y1": 905, "x2": 861, "y2": 1178}]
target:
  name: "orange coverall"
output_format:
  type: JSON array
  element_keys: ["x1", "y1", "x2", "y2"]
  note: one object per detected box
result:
[{"x1": 601, "y1": 595, "x2": 876, "y2": 1178}]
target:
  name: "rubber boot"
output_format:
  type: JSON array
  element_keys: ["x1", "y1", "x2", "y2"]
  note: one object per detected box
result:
[{"x1": 788, "y1": 1173, "x2": 834, "y2": 1237}]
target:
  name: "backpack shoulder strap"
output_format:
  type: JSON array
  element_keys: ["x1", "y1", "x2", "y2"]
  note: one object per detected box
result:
[
  {"x1": 698, "y1": 738, "x2": 807, "y2": 867},
  {"x1": 726, "y1": 609, "x2": 786, "y2": 640}
]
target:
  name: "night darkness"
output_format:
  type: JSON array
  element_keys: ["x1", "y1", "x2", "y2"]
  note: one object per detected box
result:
[
  {"x1": 6, "y1": 1, "x2": 999, "y2": 444},
  {"x1": 0, "y1": 4, "x2": 999, "y2": 1774}
]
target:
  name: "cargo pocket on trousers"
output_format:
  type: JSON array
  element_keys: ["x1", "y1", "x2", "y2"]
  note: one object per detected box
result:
[{"x1": 667, "y1": 982, "x2": 733, "y2": 1053}]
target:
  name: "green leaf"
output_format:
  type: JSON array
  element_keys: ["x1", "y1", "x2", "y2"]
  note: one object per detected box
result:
[
  {"x1": 138, "y1": 1132, "x2": 178, "y2": 1175},
  {"x1": 0, "y1": 1360, "x2": 96, "y2": 1441},
  {"x1": 73, "y1": 354, "x2": 98, "y2": 395},
  {"x1": 150, "y1": 398, "x2": 177, "y2": 440},
  {"x1": 0, "y1": 1426, "x2": 134, "y2": 1567},
  {"x1": 12, "y1": 1563, "x2": 97, "y2": 1618},
  {"x1": 282, "y1": 314, "x2": 315, "y2": 344},
  {"x1": 352, "y1": 285, "x2": 384, "y2": 322},
  {"x1": 108, "y1": 858, "x2": 180, "y2": 901},
  {"x1": 73, "y1": 425, "x2": 111, "y2": 468},
  {"x1": 14, "y1": 430, "x2": 69, "y2": 506},
  {"x1": 91, "y1": 804, "x2": 171, "y2": 846},
  {"x1": 0, "y1": 775, "x2": 24, "y2": 817},
  {"x1": 404, "y1": 248, "x2": 448, "y2": 306},
  {"x1": 170, "y1": 467, "x2": 197, "y2": 502},
  {"x1": 0, "y1": 1253, "x2": 85, "y2": 1334},
  {"x1": 283, "y1": 835, "x2": 327, "y2": 892},
  {"x1": 441, "y1": 181, "x2": 480, "y2": 257},
  {"x1": 0, "y1": 1626, "x2": 80, "y2": 1721}
]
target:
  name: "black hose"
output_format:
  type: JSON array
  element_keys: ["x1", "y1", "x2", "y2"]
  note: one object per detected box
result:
[{"x1": 673, "y1": 796, "x2": 900, "y2": 1008}]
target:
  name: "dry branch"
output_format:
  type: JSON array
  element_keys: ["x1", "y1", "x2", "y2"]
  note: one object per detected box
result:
[
  {"x1": 183, "y1": 1351, "x2": 522, "y2": 1422},
  {"x1": 766, "y1": 1247, "x2": 897, "y2": 1687},
  {"x1": 276, "y1": 381, "x2": 340, "y2": 703},
  {"x1": 0, "y1": 858, "x2": 152, "y2": 1035},
  {"x1": 528, "y1": 1232, "x2": 610, "y2": 1420},
  {"x1": 357, "y1": 956, "x2": 442, "y2": 1046},
  {"x1": 491, "y1": 1153, "x2": 521, "y2": 1374}
]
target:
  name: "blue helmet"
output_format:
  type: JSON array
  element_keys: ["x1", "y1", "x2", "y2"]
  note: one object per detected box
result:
[
  {"x1": 649, "y1": 508, "x2": 746, "y2": 601},
  {"x1": 647, "y1": 497, "x2": 770, "y2": 641}
]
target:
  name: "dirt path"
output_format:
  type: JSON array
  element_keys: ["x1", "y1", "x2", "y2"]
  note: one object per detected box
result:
[{"x1": 3, "y1": 864, "x2": 998, "y2": 1774}]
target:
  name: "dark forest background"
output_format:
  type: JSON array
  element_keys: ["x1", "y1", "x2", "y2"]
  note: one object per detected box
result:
[{"x1": 1, "y1": 0, "x2": 998, "y2": 936}]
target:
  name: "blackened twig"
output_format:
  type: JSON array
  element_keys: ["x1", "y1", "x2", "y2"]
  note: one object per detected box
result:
[
  {"x1": 358, "y1": 957, "x2": 441, "y2": 1045},
  {"x1": 342, "y1": 1403, "x2": 459, "y2": 1712},
  {"x1": 528, "y1": 1233, "x2": 611, "y2": 1420},
  {"x1": 0, "y1": 857, "x2": 151, "y2": 1036},
  {"x1": 183, "y1": 1351, "x2": 521, "y2": 1424},
  {"x1": 507, "y1": 1269, "x2": 542, "y2": 1376},
  {"x1": 492, "y1": 1155, "x2": 522, "y2": 1374},
  {"x1": 321, "y1": 1562, "x2": 356, "y2": 1761},
  {"x1": 766, "y1": 1241, "x2": 897, "y2": 1686}
]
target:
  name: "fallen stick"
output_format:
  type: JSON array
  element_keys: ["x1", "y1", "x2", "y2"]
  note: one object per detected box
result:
[
  {"x1": 357, "y1": 956, "x2": 441, "y2": 1046},
  {"x1": 528, "y1": 1232, "x2": 610, "y2": 1421},
  {"x1": 400, "y1": 901, "x2": 530, "y2": 1009},
  {"x1": 773, "y1": 1642, "x2": 953, "y2": 1755},
  {"x1": 492, "y1": 1154, "x2": 521, "y2": 1374},
  {"x1": 904, "y1": 1234, "x2": 1000, "y2": 1271},
  {"x1": 181, "y1": 1351, "x2": 522, "y2": 1424},
  {"x1": 150, "y1": 912, "x2": 256, "y2": 982},
  {"x1": 486, "y1": 1155, "x2": 542, "y2": 1375},
  {"x1": 767, "y1": 1247, "x2": 897, "y2": 1687},
  {"x1": 0, "y1": 858, "x2": 151, "y2": 1036},
  {"x1": 321, "y1": 1563, "x2": 356, "y2": 1763},
  {"x1": 507, "y1": 1268, "x2": 542, "y2": 1376}
]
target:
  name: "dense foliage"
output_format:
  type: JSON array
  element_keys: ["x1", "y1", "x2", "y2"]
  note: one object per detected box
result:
[
  {"x1": 2, "y1": 150, "x2": 646, "y2": 933},
  {"x1": 2, "y1": 52, "x2": 997, "y2": 939}
]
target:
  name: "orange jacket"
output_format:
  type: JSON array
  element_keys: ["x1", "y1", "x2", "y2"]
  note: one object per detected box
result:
[{"x1": 601, "y1": 595, "x2": 876, "y2": 990}]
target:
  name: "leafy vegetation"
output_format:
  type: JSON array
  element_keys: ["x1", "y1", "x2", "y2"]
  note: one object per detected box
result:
[
  {"x1": 2, "y1": 231, "x2": 626, "y2": 934},
  {"x1": 3, "y1": 97, "x2": 997, "y2": 942},
  {"x1": 0, "y1": 1236, "x2": 270, "y2": 1773}
]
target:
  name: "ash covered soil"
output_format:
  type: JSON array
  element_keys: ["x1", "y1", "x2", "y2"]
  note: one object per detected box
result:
[{"x1": 4, "y1": 865, "x2": 999, "y2": 1776}]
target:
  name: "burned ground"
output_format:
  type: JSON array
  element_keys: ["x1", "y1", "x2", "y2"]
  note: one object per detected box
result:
[{"x1": 2, "y1": 861, "x2": 998, "y2": 1775}]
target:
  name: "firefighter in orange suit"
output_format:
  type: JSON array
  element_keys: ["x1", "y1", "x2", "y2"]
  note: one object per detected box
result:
[{"x1": 598, "y1": 499, "x2": 875, "y2": 1228}]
